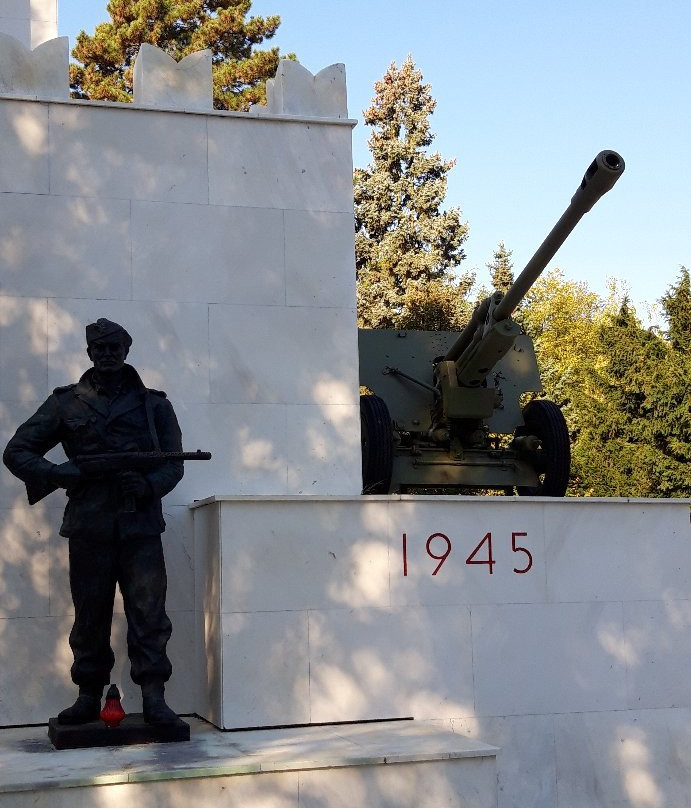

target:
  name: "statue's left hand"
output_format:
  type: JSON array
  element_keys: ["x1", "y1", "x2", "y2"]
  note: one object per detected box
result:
[{"x1": 118, "y1": 471, "x2": 151, "y2": 498}]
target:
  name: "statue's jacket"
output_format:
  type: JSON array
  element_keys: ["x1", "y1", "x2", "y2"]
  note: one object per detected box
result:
[{"x1": 3, "y1": 364, "x2": 184, "y2": 539}]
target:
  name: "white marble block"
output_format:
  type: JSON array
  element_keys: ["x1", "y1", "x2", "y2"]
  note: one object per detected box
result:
[
  {"x1": 133, "y1": 43, "x2": 213, "y2": 111},
  {"x1": 0, "y1": 0, "x2": 57, "y2": 50},
  {"x1": 0, "y1": 99, "x2": 50, "y2": 193},
  {"x1": 254, "y1": 60, "x2": 348, "y2": 119},
  {"x1": 0, "y1": 33, "x2": 68, "y2": 99},
  {"x1": 192, "y1": 495, "x2": 690, "y2": 808}
]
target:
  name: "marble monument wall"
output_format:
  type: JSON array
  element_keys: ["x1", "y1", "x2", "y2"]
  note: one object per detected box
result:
[
  {"x1": 0, "y1": 37, "x2": 360, "y2": 721},
  {"x1": 192, "y1": 495, "x2": 691, "y2": 808}
]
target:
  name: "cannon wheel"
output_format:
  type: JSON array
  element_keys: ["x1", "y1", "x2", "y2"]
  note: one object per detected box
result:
[
  {"x1": 516, "y1": 399, "x2": 570, "y2": 497},
  {"x1": 360, "y1": 394, "x2": 393, "y2": 494}
]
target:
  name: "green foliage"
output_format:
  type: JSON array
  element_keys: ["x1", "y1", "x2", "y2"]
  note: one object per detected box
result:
[
  {"x1": 517, "y1": 269, "x2": 603, "y2": 422},
  {"x1": 69, "y1": 0, "x2": 285, "y2": 110},
  {"x1": 354, "y1": 56, "x2": 469, "y2": 328},
  {"x1": 573, "y1": 300, "x2": 690, "y2": 497},
  {"x1": 487, "y1": 241, "x2": 514, "y2": 293},
  {"x1": 521, "y1": 270, "x2": 690, "y2": 497},
  {"x1": 395, "y1": 275, "x2": 476, "y2": 331},
  {"x1": 661, "y1": 266, "x2": 691, "y2": 352}
]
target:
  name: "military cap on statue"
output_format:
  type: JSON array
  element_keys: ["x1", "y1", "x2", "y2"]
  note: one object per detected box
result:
[{"x1": 85, "y1": 318, "x2": 133, "y2": 347}]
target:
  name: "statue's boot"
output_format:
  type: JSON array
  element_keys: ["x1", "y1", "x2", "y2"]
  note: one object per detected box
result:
[
  {"x1": 57, "y1": 687, "x2": 103, "y2": 725},
  {"x1": 142, "y1": 680, "x2": 178, "y2": 725}
]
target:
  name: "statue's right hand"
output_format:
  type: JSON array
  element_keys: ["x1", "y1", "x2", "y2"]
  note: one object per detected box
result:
[{"x1": 49, "y1": 461, "x2": 83, "y2": 488}]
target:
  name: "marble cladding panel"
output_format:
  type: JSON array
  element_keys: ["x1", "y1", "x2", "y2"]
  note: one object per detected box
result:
[
  {"x1": 0, "y1": 100, "x2": 49, "y2": 193},
  {"x1": 49, "y1": 104, "x2": 209, "y2": 204},
  {"x1": 284, "y1": 210, "x2": 357, "y2": 308},
  {"x1": 0, "y1": 614, "x2": 74, "y2": 724},
  {"x1": 472, "y1": 601, "x2": 629, "y2": 716},
  {"x1": 0, "y1": 19, "x2": 30, "y2": 48},
  {"x1": 388, "y1": 499, "x2": 547, "y2": 607},
  {"x1": 308, "y1": 606, "x2": 475, "y2": 724},
  {"x1": 132, "y1": 201, "x2": 285, "y2": 305},
  {"x1": 0, "y1": 194, "x2": 131, "y2": 298},
  {"x1": 207, "y1": 117, "x2": 354, "y2": 212},
  {"x1": 217, "y1": 500, "x2": 389, "y2": 612},
  {"x1": 30, "y1": 0, "x2": 57, "y2": 22},
  {"x1": 193, "y1": 501, "x2": 222, "y2": 723},
  {"x1": 554, "y1": 708, "x2": 691, "y2": 808},
  {"x1": 0, "y1": 35, "x2": 68, "y2": 99},
  {"x1": 193, "y1": 501, "x2": 219, "y2": 615},
  {"x1": 0, "y1": 505, "x2": 51, "y2": 618},
  {"x1": 284, "y1": 404, "x2": 362, "y2": 495},
  {"x1": 0, "y1": 296, "x2": 47, "y2": 403},
  {"x1": 451, "y1": 714, "x2": 557, "y2": 808},
  {"x1": 209, "y1": 304, "x2": 359, "y2": 405},
  {"x1": 46, "y1": 298, "x2": 211, "y2": 406},
  {"x1": 171, "y1": 401, "x2": 362, "y2": 502},
  {"x1": 298, "y1": 758, "x2": 497, "y2": 808},
  {"x1": 28, "y1": 18, "x2": 56, "y2": 49},
  {"x1": 220, "y1": 609, "x2": 310, "y2": 728},
  {"x1": 1, "y1": 0, "x2": 31, "y2": 14},
  {"x1": 168, "y1": 403, "x2": 290, "y2": 503},
  {"x1": 623, "y1": 599, "x2": 691, "y2": 710},
  {"x1": 545, "y1": 502, "x2": 691, "y2": 602}
]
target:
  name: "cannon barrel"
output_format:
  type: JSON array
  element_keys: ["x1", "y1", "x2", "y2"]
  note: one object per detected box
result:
[{"x1": 445, "y1": 150, "x2": 625, "y2": 362}]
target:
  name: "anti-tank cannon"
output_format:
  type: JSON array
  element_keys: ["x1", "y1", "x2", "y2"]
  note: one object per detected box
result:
[{"x1": 359, "y1": 150, "x2": 625, "y2": 495}]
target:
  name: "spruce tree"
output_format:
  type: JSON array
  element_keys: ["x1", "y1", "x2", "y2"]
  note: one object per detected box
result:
[
  {"x1": 354, "y1": 56, "x2": 469, "y2": 328},
  {"x1": 487, "y1": 241, "x2": 514, "y2": 293},
  {"x1": 661, "y1": 266, "x2": 691, "y2": 353},
  {"x1": 69, "y1": 0, "x2": 284, "y2": 110}
]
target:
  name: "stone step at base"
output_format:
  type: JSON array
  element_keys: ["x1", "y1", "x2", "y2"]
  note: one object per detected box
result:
[{"x1": 0, "y1": 717, "x2": 498, "y2": 808}]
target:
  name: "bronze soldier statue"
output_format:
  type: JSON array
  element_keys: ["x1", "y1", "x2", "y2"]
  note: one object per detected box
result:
[{"x1": 3, "y1": 319, "x2": 185, "y2": 726}]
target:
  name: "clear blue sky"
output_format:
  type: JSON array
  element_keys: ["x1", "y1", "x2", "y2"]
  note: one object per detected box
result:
[{"x1": 59, "y1": 0, "x2": 691, "y2": 321}]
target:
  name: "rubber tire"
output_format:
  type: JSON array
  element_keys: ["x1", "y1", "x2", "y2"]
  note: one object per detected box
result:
[
  {"x1": 360, "y1": 394, "x2": 394, "y2": 494},
  {"x1": 516, "y1": 399, "x2": 570, "y2": 497}
]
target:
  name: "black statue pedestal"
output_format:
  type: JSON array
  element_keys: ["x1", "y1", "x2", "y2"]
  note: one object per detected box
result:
[{"x1": 48, "y1": 714, "x2": 190, "y2": 750}]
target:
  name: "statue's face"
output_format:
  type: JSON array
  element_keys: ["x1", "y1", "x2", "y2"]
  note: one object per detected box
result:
[{"x1": 88, "y1": 336, "x2": 129, "y2": 375}]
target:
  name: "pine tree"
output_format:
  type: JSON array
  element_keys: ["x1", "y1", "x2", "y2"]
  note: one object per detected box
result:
[
  {"x1": 354, "y1": 56, "x2": 469, "y2": 328},
  {"x1": 487, "y1": 241, "x2": 514, "y2": 293},
  {"x1": 69, "y1": 0, "x2": 284, "y2": 110}
]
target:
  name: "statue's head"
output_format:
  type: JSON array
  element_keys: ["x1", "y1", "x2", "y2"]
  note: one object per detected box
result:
[{"x1": 86, "y1": 318, "x2": 132, "y2": 375}]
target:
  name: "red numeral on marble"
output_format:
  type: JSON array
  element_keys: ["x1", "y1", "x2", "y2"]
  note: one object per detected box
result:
[
  {"x1": 426, "y1": 533, "x2": 452, "y2": 575},
  {"x1": 465, "y1": 532, "x2": 495, "y2": 574},
  {"x1": 511, "y1": 532, "x2": 533, "y2": 573},
  {"x1": 402, "y1": 533, "x2": 408, "y2": 576}
]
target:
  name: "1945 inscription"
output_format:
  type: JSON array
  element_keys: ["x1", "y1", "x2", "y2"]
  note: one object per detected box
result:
[{"x1": 402, "y1": 531, "x2": 533, "y2": 576}]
